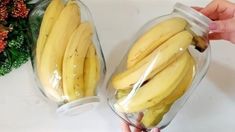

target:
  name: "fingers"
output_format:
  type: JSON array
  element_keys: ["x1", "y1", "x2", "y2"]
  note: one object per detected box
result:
[
  {"x1": 200, "y1": 0, "x2": 223, "y2": 16},
  {"x1": 121, "y1": 113, "x2": 144, "y2": 132},
  {"x1": 192, "y1": 6, "x2": 203, "y2": 11},
  {"x1": 200, "y1": 0, "x2": 220, "y2": 20},
  {"x1": 150, "y1": 128, "x2": 160, "y2": 132},
  {"x1": 209, "y1": 32, "x2": 235, "y2": 44},
  {"x1": 199, "y1": 0, "x2": 229, "y2": 20},
  {"x1": 209, "y1": 32, "x2": 227, "y2": 40},
  {"x1": 134, "y1": 128, "x2": 141, "y2": 132},
  {"x1": 209, "y1": 18, "x2": 235, "y2": 32},
  {"x1": 134, "y1": 113, "x2": 144, "y2": 132},
  {"x1": 200, "y1": 0, "x2": 235, "y2": 20},
  {"x1": 122, "y1": 122, "x2": 131, "y2": 132},
  {"x1": 193, "y1": 6, "x2": 218, "y2": 20}
]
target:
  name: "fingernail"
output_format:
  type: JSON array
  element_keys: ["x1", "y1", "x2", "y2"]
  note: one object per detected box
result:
[
  {"x1": 151, "y1": 128, "x2": 160, "y2": 132},
  {"x1": 209, "y1": 22, "x2": 217, "y2": 30}
]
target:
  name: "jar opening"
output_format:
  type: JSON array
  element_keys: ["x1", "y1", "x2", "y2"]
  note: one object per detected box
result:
[
  {"x1": 173, "y1": 3, "x2": 212, "y2": 33},
  {"x1": 56, "y1": 97, "x2": 100, "y2": 116}
]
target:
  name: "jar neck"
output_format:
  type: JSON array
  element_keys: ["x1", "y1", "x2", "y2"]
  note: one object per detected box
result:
[{"x1": 173, "y1": 3, "x2": 212, "y2": 35}]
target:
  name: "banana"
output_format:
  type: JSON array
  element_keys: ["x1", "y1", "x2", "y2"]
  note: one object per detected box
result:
[
  {"x1": 159, "y1": 54, "x2": 196, "y2": 106},
  {"x1": 141, "y1": 104, "x2": 171, "y2": 128},
  {"x1": 36, "y1": 0, "x2": 64, "y2": 66},
  {"x1": 96, "y1": 51, "x2": 101, "y2": 85},
  {"x1": 140, "y1": 55, "x2": 196, "y2": 127},
  {"x1": 112, "y1": 31, "x2": 193, "y2": 90},
  {"x1": 84, "y1": 44, "x2": 99, "y2": 97},
  {"x1": 114, "y1": 52, "x2": 191, "y2": 113},
  {"x1": 63, "y1": 22, "x2": 93, "y2": 102},
  {"x1": 38, "y1": 2, "x2": 81, "y2": 102},
  {"x1": 127, "y1": 17, "x2": 187, "y2": 68},
  {"x1": 116, "y1": 89, "x2": 131, "y2": 99}
]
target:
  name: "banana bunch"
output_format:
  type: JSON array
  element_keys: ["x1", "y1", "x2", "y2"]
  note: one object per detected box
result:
[
  {"x1": 36, "y1": 0, "x2": 100, "y2": 103},
  {"x1": 111, "y1": 17, "x2": 196, "y2": 128}
]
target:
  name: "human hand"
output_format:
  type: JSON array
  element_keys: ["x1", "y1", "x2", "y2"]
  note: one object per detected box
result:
[
  {"x1": 121, "y1": 113, "x2": 159, "y2": 132},
  {"x1": 121, "y1": 113, "x2": 144, "y2": 132},
  {"x1": 193, "y1": 0, "x2": 235, "y2": 43},
  {"x1": 121, "y1": 122, "x2": 142, "y2": 132},
  {"x1": 121, "y1": 122, "x2": 160, "y2": 132}
]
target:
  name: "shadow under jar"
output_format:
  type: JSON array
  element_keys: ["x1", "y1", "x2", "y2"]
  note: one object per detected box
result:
[
  {"x1": 107, "y1": 3, "x2": 211, "y2": 131},
  {"x1": 29, "y1": 0, "x2": 106, "y2": 116}
]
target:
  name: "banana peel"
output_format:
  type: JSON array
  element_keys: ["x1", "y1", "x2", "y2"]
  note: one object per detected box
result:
[
  {"x1": 38, "y1": 2, "x2": 81, "y2": 102},
  {"x1": 63, "y1": 22, "x2": 92, "y2": 101},
  {"x1": 115, "y1": 52, "x2": 191, "y2": 113},
  {"x1": 112, "y1": 31, "x2": 193, "y2": 90},
  {"x1": 84, "y1": 44, "x2": 100, "y2": 97},
  {"x1": 36, "y1": 0, "x2": 64, "y2": 66},
  {"x1": 127, "y1": 17, "x2": 188, "y2": 68}
]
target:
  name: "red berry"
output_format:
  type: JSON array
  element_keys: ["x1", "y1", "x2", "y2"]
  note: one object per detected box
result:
[
  {"x1": 0, "y1": 0, "x2": 10, "y2": 6},
  {"x1": 12, "y1": 0, "x2": 29, "y2": 18},
  {"x1": 0, "y1": 40, "x2": 6, "y2": 53},
  {"x1": 0, "y1": 5, "x2": 8, "y2": 21}
]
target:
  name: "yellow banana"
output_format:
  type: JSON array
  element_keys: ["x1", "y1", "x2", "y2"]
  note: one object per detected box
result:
[
  {"x1": 114, "y1": 52, "x2": 191, "y2": 113},
  {"x1": 38, "y1": 2, "x2": 81, "y2": 102},
  {"x1": 116, "y1": 52, "x2": 195, "y2": 104},
  {"x1": 141, "y1": 104, "x2": 171, "y2": 128},
  {"x1": 63, "y1": 22, "x2": 93, "y2": 102},
  {"x1": 84, "y1": 44, "x2": 99, "y2": 96},
  {"x1": 116, "y1": 89, "x2": 131, "y2": 99},
  {"x1": 112, "y1": 31, "x2": 193, "y2": 90},
  {"x1": 96, "y1": 52, "x2": 101, "y2": 86},
  {"x1": 140, "y1": 55, "x2": 196, "y2": 127},
  {"x1": 36, "y1": 0, "x2": 64, "y2": 66},
  {"x1": 127, "y1": 17, "x2": 187, "y2": 68},
  {"x1": 159, "y1": 54, "x2": 196, "y2": 106}
]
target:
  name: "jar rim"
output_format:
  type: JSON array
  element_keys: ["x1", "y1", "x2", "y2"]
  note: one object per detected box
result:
[
  {"x1": 174, "y1": 3, "x2": 212, "y2": 31},
  {"x1": 56, "y1": 96, "x2": 100, "y2": 116}
]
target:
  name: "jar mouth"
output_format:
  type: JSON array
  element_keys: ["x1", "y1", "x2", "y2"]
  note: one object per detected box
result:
[
  {"x1": 174, "y1": 3, "x2": 212, "y2": 32},
  {"x1": 56, "y1": 96, "x2": 100, "y2": 116}
]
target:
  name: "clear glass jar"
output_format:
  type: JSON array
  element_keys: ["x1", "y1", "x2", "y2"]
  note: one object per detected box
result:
[
  {"x1": 107, "y1": 3, "x2": 211, "y2": 131},
  {"x1": 29, "y1": 0, "x2": 106, "y2": 116}
]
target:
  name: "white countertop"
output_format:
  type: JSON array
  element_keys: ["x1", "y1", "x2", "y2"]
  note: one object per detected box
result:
[{"x1": 1, "y1": 0, "x2": 235, "y2": 132}]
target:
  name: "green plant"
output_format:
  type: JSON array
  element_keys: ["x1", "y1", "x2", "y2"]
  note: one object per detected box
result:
[{"x1": 0, "y1": 0, "x2": 36, "y2": 76}]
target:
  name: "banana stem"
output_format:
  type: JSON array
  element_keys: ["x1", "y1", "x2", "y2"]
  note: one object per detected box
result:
[{"x1": 186, "y1": 27, "x2": 208, "y2": 52}]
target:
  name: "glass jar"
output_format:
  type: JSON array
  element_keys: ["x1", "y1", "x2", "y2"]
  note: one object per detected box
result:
[
  {"x1": 29, "y1": 0, "x2": 106, "y2": 116},
  {"x1": 107, "y1": 3, "x2": 211, "y2": 131}
]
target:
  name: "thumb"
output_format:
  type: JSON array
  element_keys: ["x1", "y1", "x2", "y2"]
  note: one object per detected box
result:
[
  {"x1": 209, "y1": 18, "x2": 235, "y2": 33},
  {"x1": 150, "y1": 128, "x2": 160, "y2": 132}
]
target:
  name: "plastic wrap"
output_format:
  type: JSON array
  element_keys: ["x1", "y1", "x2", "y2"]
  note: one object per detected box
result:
[
  {"x1": 107, "y1": 3, "x2": 211, "y2": 130},
  {"x1": 29, "y1": 0, "x2": 106, "y2": 115}
]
